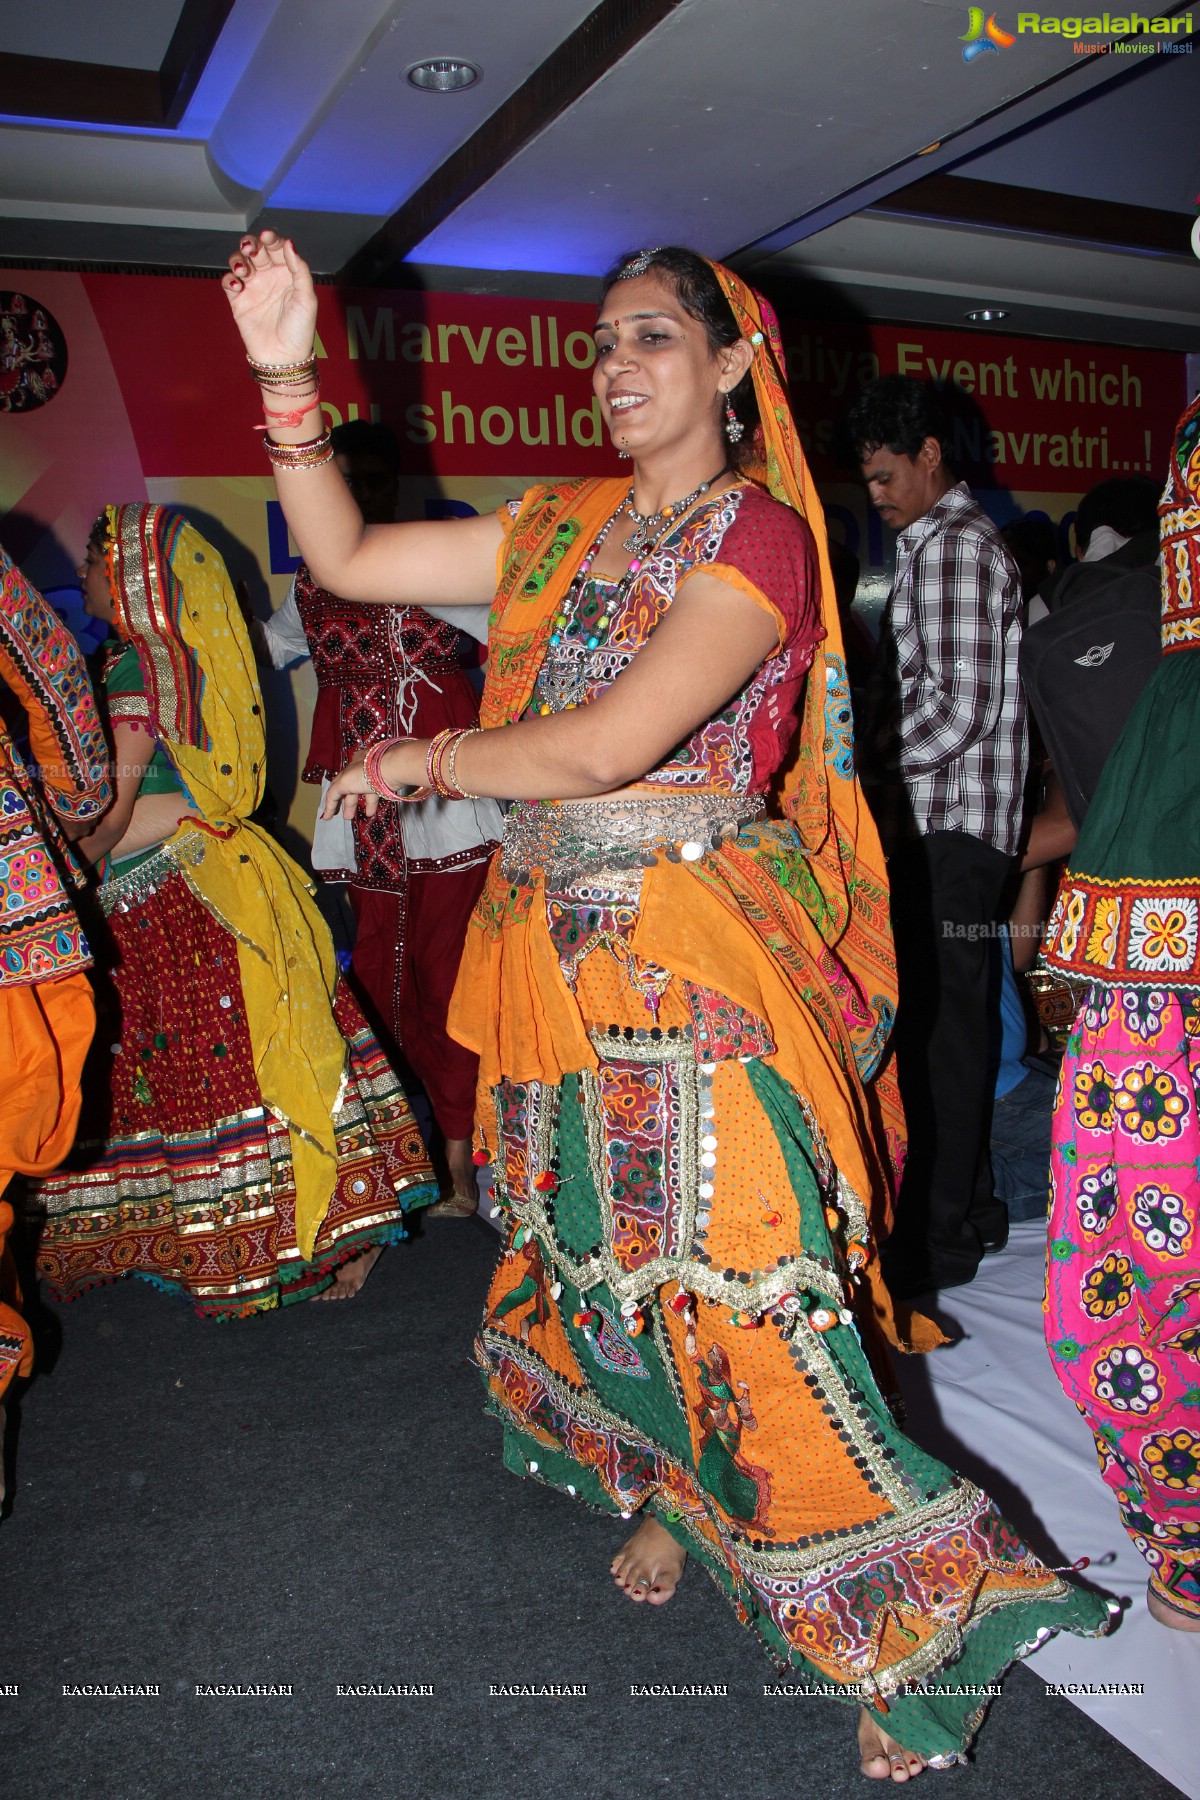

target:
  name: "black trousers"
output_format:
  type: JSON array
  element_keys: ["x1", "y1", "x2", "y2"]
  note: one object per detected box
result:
[{"x1": 885, "y1": 829, "x2": 1013, "y2": 1287}]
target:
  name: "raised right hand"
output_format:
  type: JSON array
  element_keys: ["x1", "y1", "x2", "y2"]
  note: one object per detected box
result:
[{"x1": 222, "y1": 229, "x2": 317, "y2": 366}]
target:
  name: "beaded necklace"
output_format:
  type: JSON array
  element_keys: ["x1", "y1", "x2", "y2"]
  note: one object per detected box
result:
[{"x1": 537, "y1": 476, "x2": 730, "y2": 716}]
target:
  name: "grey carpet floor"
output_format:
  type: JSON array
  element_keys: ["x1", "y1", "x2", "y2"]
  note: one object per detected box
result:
[{"x1": 0, "y1": 1218, "x2": 1185, "y2": 1800}]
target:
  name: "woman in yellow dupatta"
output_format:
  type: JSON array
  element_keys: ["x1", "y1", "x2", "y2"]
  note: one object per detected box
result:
[
  {"x1": 31, "y1": 504, "x2": 435, "y2": 1316},
  {"x1": 224, "y1": 233, "x2": 1109, "y2": 1774}
]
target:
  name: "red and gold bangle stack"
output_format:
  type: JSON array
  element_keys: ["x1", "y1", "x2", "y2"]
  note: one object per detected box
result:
[
  {"x1": 261, "y1": 430, "x2": 333, "y2": 470},
  {"x1": 246, "y1": 353, "x2": 331, "y2": 466},
  {"x1": 246, "y1": 353, "x2": 319, "y2": 391},
  {"x1": 363, "y1": 737, "x2": 432, "y2": 804},
  {"x1": 424, "y1": 726, "x2": 481, "y2": 800}
]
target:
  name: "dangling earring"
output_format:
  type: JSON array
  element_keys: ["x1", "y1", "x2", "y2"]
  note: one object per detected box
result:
[
  {"x1": 723, "y1": 396, "x2": 744, "y2": 444},
  {"x1": 617, "y1": 449, "x2": 631, "y2": 459}
]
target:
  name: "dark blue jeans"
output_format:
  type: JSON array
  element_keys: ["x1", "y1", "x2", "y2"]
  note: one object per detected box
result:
[{"x1": 990, "y1": 1059, "x2": 1058, "y2": 1222}]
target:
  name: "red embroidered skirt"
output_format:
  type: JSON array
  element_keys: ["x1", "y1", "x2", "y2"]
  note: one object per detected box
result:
[{"x1": 33, "y1": 855, "x2": 435, "y2": 1317}]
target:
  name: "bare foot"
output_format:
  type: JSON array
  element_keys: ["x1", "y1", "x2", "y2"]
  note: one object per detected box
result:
[
  {"x1": 1147, "y1": 1582, "x2": 1200, "y2": 1632},
  {"x1": 858, "y1": 1710, "x2": 927, "y2": 1782},
  {"x1": 312, "y1": 1245, "x2": 382, "y2": 1300},
  {"x1": 610, "y1": 1515, "x2": 686, "y2": 1605}
]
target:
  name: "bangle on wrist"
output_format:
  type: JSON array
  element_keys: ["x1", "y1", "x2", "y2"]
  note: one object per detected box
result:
[
  {"x1": 424, "y1": 725, "x2": 482, "y2": 800},
  {"x1": 424, "y1": 727, "x2": 456, "y2": 795},
  {"x1": 443, "y1": 726, "x2": 482, "y2": 800},
  {"x1": 363, "y1": 738, "x2": 432, "y2": 804},
  {"x1": 246, "y1": 353, "x2": 318, "y2": 389},
  {"x1": 262, "y1": 429, "x2": 333, "y2": 470}
]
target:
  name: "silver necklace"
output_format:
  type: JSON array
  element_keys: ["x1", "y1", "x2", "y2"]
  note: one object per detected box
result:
[{"x1": 621, "y1": 465, "x2": 730, "y2": 556}]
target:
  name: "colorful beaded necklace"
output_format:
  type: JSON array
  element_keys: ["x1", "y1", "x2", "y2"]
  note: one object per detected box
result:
[{"x1": 539, "y1": 471, "x2": 730, "y2": 715}]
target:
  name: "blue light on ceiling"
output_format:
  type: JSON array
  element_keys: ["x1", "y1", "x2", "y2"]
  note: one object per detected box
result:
[{"x1": 0, "y1": 113, "x2": 181, "y2": 138}]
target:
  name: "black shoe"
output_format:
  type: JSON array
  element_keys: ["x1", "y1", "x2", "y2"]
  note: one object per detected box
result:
[{"x1": 976, "y1": 1204, "x2": 1010, "y2": 1257}]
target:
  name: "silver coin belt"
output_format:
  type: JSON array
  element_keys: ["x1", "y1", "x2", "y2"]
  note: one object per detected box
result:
[
  {"x1": 500, "y1": 792, "x2": 767, "y2": 886},
  {"x1": 100, "y1": 830, "x2": 207, "y2": 916}
]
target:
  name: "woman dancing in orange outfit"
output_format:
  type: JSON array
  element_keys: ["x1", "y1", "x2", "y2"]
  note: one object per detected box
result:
[{"x1": 224, "y1": 230, "x2": 1110, "y2": 1777}]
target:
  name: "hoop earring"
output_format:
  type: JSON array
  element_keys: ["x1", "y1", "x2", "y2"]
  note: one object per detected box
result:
[{"x1": 724, "y1": 397, "x2": 744, "y2": 445}]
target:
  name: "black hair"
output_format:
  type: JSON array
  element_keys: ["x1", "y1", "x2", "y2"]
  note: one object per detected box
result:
[
  {"x1": 1000, "y1": 516, "x2": 1057, "y2": 565},
  {"x1": 1074, "y1": 476, "x2": 1160, "y2": 551},
  {"x1": 1000, "y1": 516, "x2": 1058, "y2": 600},
  {"x1": 837, "y1": 374, "x2": 952, "y2": 467},
  {"x1": 329, "y1": 418, "x2": 401, "y2": 476},
  {"x1": 599, "y1": 247, "x2": 760, "y2": 466}
]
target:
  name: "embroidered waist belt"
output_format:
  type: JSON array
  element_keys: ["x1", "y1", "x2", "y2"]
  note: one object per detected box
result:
[{"x1": 500, "y1": 792, "x2": 767, "y2": 885}]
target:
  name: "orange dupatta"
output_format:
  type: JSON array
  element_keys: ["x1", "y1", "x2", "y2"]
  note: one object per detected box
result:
[{"x1": 706, "y1": 265, "x2": 905, "y2": 1207}]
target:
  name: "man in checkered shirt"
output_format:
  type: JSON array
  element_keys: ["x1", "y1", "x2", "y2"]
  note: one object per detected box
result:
[{"x1": 844, "y1": 376, "x2": 1027, "y2": 1297}]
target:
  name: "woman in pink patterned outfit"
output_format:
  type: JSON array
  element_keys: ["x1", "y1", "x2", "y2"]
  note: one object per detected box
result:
[{"x1": 1042, "y1": 392, "x2": 1200, "y2": 1631}]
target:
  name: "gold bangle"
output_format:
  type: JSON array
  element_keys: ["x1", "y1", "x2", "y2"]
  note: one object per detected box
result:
[
  {"x1": 247, "y1": 354, "x2": 319, "y2": 395},
  {"x1": 246, "y1": 352, "x2": 317, "y2": 375},
  {"x1": 443, "y1": 726, "x2": 482, "y2": 800},
  {"x1": 262, "y1": 429, "x2": 333, "y2": 469}
]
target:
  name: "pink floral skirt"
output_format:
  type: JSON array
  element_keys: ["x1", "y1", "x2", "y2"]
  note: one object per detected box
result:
[{"x1": 1045, "y1": 981, "x2": 1200, "y2": 1622}]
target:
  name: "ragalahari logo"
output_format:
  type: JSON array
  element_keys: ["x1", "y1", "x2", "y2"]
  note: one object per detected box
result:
[{"x1": 961, "y1": 8, "x2": 1017, "y2": 60}]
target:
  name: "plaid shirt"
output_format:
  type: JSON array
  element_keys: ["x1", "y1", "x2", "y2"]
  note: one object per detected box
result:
[{"x1": 866, "y1": 483, "x2": 1027, "y2": 856}]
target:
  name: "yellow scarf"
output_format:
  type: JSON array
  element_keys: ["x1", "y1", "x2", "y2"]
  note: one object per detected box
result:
[{"x1": 107, "y1": 505, "x2": 345, "y2": 1259}]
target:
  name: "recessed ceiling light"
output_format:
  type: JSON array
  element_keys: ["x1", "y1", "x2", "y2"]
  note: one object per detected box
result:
[
  {"x1": 405, "y1": 59, "x2": 481, "y2": 92},
  {"x1": 965, "y1": 307, "x2": 1009, "y2": 324}
]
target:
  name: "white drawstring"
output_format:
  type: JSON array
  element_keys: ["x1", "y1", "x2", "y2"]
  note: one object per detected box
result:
[{"x1": 387, "y1": 608, "x2": 445, "y2": 738}]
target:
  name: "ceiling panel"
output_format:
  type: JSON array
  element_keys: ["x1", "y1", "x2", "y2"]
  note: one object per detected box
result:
[
  {"x1": 405, "y1": 0, "x2": 1093, "y2": 270},
  {"x1": 172, "y1": 0, "x2": 281, "y2": 136},
  {"x1": 1, "y1": 0, "x2": 186, "y2": 70},
  {"x1": 758, "y1": 210, "x2": 1200, "y2": 349},
  {"x1": 951, "y1": 47, "x2": 1200, "y2": 211},
  {"x1": 268, "y1": 0, "x2": 598, "y2": 215},
  {"x1": 205, "y1": 0, "x2": 406, "y2": 194}
]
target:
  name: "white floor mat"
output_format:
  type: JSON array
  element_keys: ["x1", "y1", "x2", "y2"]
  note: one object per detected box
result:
[{"x1": 898, "y1": 1218, "x2": 1197, "y2": 1797}]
